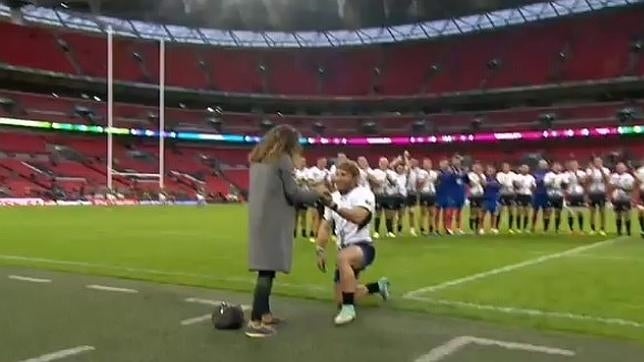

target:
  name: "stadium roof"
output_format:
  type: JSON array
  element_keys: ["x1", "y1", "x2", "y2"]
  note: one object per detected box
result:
[
  {"x1": 2, "y1": 0, "x2": 641, "y2": 47},
  {"x1": 8, "y1": 0, "x2": 559, "y2": 31}
]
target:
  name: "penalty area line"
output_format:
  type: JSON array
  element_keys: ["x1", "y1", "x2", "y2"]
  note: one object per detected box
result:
[{"x1": 404, "y1": 236, "x2": 626, "y2": 297}]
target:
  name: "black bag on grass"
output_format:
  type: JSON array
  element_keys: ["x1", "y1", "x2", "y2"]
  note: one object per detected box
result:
[{"x1": 211, "y1": 302, "x2": 245, "y2": 330}]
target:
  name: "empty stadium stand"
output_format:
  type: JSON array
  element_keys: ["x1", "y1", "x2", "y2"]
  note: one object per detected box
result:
[
  {"x1": 0, "y1": 130, "x2": 240, "y2": 199},
  {"x1": 0, "y1": 90, "x2": 638, "y2": 136},
  {"x1": 0, "y1": 8, "x2": 642, "y2": 97}
]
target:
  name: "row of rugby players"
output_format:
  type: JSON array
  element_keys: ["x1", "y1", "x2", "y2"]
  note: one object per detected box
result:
[{"x1": 293, "y1": 153, "x2": 644, "y2": 238}]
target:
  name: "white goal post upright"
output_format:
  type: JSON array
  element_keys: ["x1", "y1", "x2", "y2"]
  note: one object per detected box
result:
[
  {"x1": 107, "y1": 26, "x2": 114, "y2": 191},
  {"x1": 159, "y1": 37, "x2": 165, "y2": 190},
  {"x1": 105, "y1": 29, "x2": 166, "y2": 192}
]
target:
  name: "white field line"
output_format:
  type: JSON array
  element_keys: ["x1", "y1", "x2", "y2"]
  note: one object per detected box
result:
[
  {"x1": 407, "y1": 295, "x2": 644, "y2": 329},
  {"x1": 17, "y1": 345, "x2": 95, "y2": 362},
  {"x1": 8, "y1": 275, "x2": 52, "y2": 283},
  {"x1": 567, "y1": 254, "x2": 644, "y2": 263},
  {"x1": 185, "y1": 297, "x2": 225, "y2": 305},
  {"x1": 527, "y1": 250, "x2": 644, "y2": 263},
  {"x1": 414, "y1": 335, "x2": 575, "y2": 362},
  {"x1": 0, "y1": 254, "x2": 326, "y2": 292},
  {"x1": 181, "y1": 314, "x2": 212, "y2": 326},
  {"x1": 86, "y1": 284, "x2": 138, "y2": 294},
  {"x1": 404, "y1": 237, "x2": 626, "y2": 297},
  {"x1": 185, "y1": 297, "x2": 251, "y2": 311}
]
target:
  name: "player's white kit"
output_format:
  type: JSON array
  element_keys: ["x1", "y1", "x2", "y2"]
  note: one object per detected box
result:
[
  {"x1": 324, "y1": 187, "x2": 375, "y2": 248},
  {"x1": 544, "y1": 171, "x2": 566, "y2": 208},
  {"x1": 636, "y1": 167, "x2": 644, "y2": 205},
  {"x1": 367, "y1": 168, "x2": 387, "y2": 195},
  {"x1": 610, "y1": 172, "x2": 635, "y2": 203},
  {"x1": 307, "y1": 166, "x2": 330, "y2": 185},
  {"x1": 497, "y1": 171, "x2": 517, "y2": 196},
  {"x1": 514, "y1": 174, "x2": 536, "y2": 196},
  {"x1": 417, "y1": 169, "x2": 438, "y2": 195},
  {"x1": 586, "y1": 167, "x2": 610, "y2": 194},
  {"x1": 468, "y1": 172, "x2": 485, "y2": 197}
]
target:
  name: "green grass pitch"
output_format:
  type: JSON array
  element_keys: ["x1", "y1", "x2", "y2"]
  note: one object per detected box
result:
[{"x1": 0, "y1": 205, "x2": 643, "y2": 342}]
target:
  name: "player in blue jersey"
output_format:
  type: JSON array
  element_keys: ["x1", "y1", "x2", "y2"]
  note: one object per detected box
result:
[
  {"x1": 435, "y1": 159, "x2": 453, "y2": 234},
  {"x1": 450, "y1": 154, "x2": 469, "y2": 234},
  {"x1": 481, "y1": 165, "x2": 501, "y2": 234},
  {"x1": 531, "y1": 160, "x2": 550, "y2": 233}
]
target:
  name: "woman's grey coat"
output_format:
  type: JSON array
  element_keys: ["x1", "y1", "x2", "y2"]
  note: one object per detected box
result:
[{"x1": 248, "y1": 155, "x2": 319, "y2": 273}]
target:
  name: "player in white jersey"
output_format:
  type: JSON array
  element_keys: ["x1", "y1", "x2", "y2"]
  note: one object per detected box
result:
[
  {"x1": 392, "y1": 162, "x2": 408, "y2": 236},
  {"x1": 196, "y1": 186, "x2": 207, "y2": 207},
  {"x1": 356, "y1": 156, "x2": 371, "y2": 189},
  {"x1": 417, "y1": 158, "x2": 439, "y2": 235},
  {"x1": 405, "y1": 159, "x2": 421, "y2": 236},
  {"x1": 293, "y1": 156, "x2": 310, "y2": 238},
  {"x1": 514, "y1": 164, "x2": 536, "y2": 233},
  {"x1": 496, "y1": 163, "x2": 518, "y2": 232},
  {"x1": 367, "y1": 157, "x2": 390, "y2": 238},
  {"x1": 467, "y1": 162, "x2": 486, "y2": 234},
  {"x1": 315, "y1": 161, "x2": 391, "y2": 326},
  {"x1": 378, "y1": 157, "x2": 403, "y2": 238},
  {"x1": 306, "y1": 157, "x2": 330, "y2": 242},
  {"x1": 328, "y1": 153, "x2": 349, "y2": 183},
  {"x1": 585, "y1": 156, "x2": 610, "y2": 236},
  {"x1": 158, "y1": 189, "x2": 168, "y2": 205},
  {"x1": 544, "y1": 162, "x2": 567, "y2": 232},
  {"x1": 610, "y1": 162, "x2": 635, "y2": 236},
  {"x1": 564, "y1": 160, "x2": 587, "y2": 234},
  {"x1": 636, "y1": 162, "x2": 644, "y2": 238}
]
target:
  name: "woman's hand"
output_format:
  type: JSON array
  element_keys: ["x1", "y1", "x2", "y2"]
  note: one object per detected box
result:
[
  {"x1": 320, "y1": 191, "x2": 335, "y2": 207},
  {"x1": 312, "y1": 184, "x2": 328, "y2": 195},
  {"x1": 313, "y1": 185, "x2": 333, "y2": 203}
]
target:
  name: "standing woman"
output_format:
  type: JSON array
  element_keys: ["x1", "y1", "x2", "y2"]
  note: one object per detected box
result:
[{"x1": 246, "y1": 125, "x2": 326, "y2": 338}]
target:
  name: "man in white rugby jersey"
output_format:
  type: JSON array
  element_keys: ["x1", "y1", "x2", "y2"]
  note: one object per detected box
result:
[
  {"x1": 610, "y1": 162, "x2": 636, "y2": 236},
  {"x1": 306, "y1": 157, "x2": 330, "y2": 242},
  {"x1": 496, "y1": 163, "x2": 518, "y2": 232},
  {"x1": 356, "y1": 156, "x2": 371, "y2": 189},
  {"x1": 315, "y1": 161, "x2": 391, "y2": 326},
  {"x1": 329, "y1": 153, "x2": 349, "y2": 179},
  {"x1": 467, "y1": 162, "x2": 486, "y2": 234},
  {"x1": 417, "y1": 158, "x2": 438, "y2": 235},
  {"x1": 405, "y1": 158, "x2": 421, "y2": 236},
  {"x1": 293, "y1": 156, "x2": 311, "y2": 238},
  {"x1": 378, "y1": 157, "x2": 403, "y2": 238},
  {"x1": 637, "y1": 160, "x2": 644, "y2": 238},
  {"x1": 367, "y1": 157, "x2": 390, "y2": 238},
  {"x1": 392, "y1": 160, "x2": 408, "y2": 236},
  {"x1": 544, "y1": 162, "x2": 567, "y2": 233},
  {"x1": 585, "y1": 156, "x2": 611, "y2": 236},
  {"x1": 564, "y1": 159, "x2": 588, "y2": 234},
  {"x1": 196, "y1": 186, "x2": 207, "y2": 207},
  {"x1": 514, "y1": 164, "x2": 536, "y2": 233}
]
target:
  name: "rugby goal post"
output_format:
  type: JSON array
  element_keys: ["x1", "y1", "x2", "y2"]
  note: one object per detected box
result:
[{"x1": 106, "y1": 26, "x2": 165, "y2": 192}]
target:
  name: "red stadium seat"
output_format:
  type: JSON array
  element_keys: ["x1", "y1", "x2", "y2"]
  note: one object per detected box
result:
[{"x1": 2, "y1": 8, "x2": 641, "y2": 96}]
